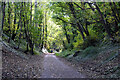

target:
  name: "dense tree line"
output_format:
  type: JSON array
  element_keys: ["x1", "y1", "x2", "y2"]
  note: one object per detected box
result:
[
  {"x1": 49, "y1": 2, "x2": 120, "y2": 50},
  {"x1": 1, "y1": 2, "x2": 120, "y2": 54},
  {"x1": 1, "y1": 2, "x2": 47, "y2": 54}
]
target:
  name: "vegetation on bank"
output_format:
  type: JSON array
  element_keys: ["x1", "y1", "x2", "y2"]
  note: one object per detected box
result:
[
  {"x1": 1, "y1": 1, "x2": 120, "y2": 78},
  {"x1": 1, "y1": 2, "x2": 120, "y2": 54}
]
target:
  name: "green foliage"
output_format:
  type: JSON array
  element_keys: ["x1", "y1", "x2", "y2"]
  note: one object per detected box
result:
[
  {"x1": 66, "y1": 46, "x2": 99, "y2": 61},
  {"x1": 47, "y1": 18, "x2": 65, "y2": 49},
  {"x1": 65, "y1": 43, "x2": 73, "y2": 50},
  {"x1": 55, "y1": 49, "x2": 75, "y2": 57},
  {"x1": 82, "y1": 46, "x2": 99, "y2": 58},
  {"x1": 33, "y1": 49, "x2": 42, "y2": 55},
  {"x1": 81, "y1": 36, "x2": 100, "y2": 49},
  {"x1": 2, "y1": 2, "x2": 45, "y2": 55},
  {"x1": 2, "y1": 2, "x2": 120, "y2": 56},
  {"x1": 58, "y1": 46, "x2": 99, "y2": 60},
  {"x1": 73, "y1": 34, "x2": 83, "y2": 49}
]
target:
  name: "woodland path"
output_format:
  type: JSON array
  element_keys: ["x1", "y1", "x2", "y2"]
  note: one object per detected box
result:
[{"x1": 41, "y1": 54, "x2": 85, "y2": 78}]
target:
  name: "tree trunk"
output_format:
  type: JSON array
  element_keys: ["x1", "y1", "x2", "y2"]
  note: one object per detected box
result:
[
  {"x1": 32, "y1": 0, "x2": 37, "y2": 28},
  {"x1": 63, "y1": 40, "x2": 67, "y2": 50},
  {"x1": 39, "y1": 25, "x2": 42, "y2": 49},
  {"x1": 2, "y1": 2, "x2": 5, "y2": 30},
  {"x1": 85, "y1": 20, "x2": 89, "y2": 36},
  {"x1": 109, "y1": 2, "x2": 120, "y2": 23},
  {"x1": 11, "y1": 3, "x2": 17, "y2": 41},
  {"x1": 63, "y1": 23, "x2": 70, "y2": 43},
  {"x1": 67, "y1": 2, "x2": 85, "y2": 40},
  {"x1": 42, "y1": 24, "x2": 44, "y2": 49},
  {"x1": 45, "y1": 11, "x2": 47, "y2": 48},
  {"x1": 23, "y1": 2, "x2": 34, "y2": 55},
  {"x1": 7, "y1": 2, "x2": 11, "y2": 43},
  {"x1": 8, "y1": 2, "x2": 11, "y2": 34},
  {"x1": 30, "y1": 43, "x2": 34, "y2": 55},
  {"x1": 24, "y1": 43, "x2": 29, "y2": 53},
  {"x1": 17, "y1": 2, "x2": 23, "y2": 49},
  {"x1": 93, "y1": 3, "x2": 113, "y2": 39}
]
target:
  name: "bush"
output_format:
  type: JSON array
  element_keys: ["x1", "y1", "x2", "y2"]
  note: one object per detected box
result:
[
  {"x1": 55, "y1": 49, "x2": 75, "y2": 57},
  {"x1": 64, "y1": 43, "x2": 74, "y2": 50},
  {"x1": 81, "y1": 36, "x2": 99, "y2": 49},
  {"x1": 33, "y1": 49, "x2": 41, "y2": 55},
  {"x1": 55, "y1": 53, "x2": 60, "y2": 56}
]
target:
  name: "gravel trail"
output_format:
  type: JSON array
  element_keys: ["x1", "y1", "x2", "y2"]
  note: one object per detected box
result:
[
  {"x1": 2, "y1": 45, "x2": 85, "y2": 78},
  {"x1": 41, "y1": 54, "x2": 85, "y2": 78}
]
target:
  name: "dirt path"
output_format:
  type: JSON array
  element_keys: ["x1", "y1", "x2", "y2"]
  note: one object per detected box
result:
[
  {"x1": 41, "y1": 54, "x2": 85, "y2": 78},
  {"x1": 2, "y1": 44, "x2": 85, "y2": 78}
]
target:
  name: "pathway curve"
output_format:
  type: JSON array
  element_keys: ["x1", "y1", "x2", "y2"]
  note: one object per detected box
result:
[{"x1": 41, "y1": 54, "x2": 85, "y2": 78}]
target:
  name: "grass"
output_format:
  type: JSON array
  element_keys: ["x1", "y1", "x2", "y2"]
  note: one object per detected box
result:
[
  {"x1": 58, "y1": 46, "x2": 98, "y2": 57},
  {"x1": 34, "y1": 49, "x2": 42, "y2": 55},
  {"x1": 56, "y1": 40, "x2": 119, "y2": 62},
  {"x1": 55, "y1": 49, "x2": 76, "y2": 57}
]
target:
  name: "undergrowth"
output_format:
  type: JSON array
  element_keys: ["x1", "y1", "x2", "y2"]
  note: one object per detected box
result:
[
  {"x1": 56, "y1": 39, "x2": 119, "y2": 61},
  {"x1": 2, "y1": 34, "x2": 42, "y2": 55},
  {"x1": 56, "y1": 39, "x2": 120, "y2": 78}
]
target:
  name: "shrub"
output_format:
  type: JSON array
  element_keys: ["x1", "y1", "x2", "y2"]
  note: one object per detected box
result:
[
  {"x1": 33, "y1": 49, "x2": 41, "y2": 55},
  {"x1": 81, "y1": 36, "x2": 99, "y2": 49},
  {"x1": 55, "y1": 49, "x2": 75, "y2": 57},
  {"x1": 65, "y1": 43, "x2": 74, "y2": 50}
]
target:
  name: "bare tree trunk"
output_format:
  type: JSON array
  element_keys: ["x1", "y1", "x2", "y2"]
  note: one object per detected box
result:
[
  {"x1": 2, "y1": 2, "x2": 5, "y2": 30},
  {"x1": 67, "y1": 2, "x2": 85, "y2": 40},
  {"x1": 17, "y1": 2, "x2": 23, "y2": 49},
  {"x1": 45, "y1": 11, "x2": 47, "y2": 48},
  {"x1": 32, "y1": 0, "x2": 37, "y2": 29},
  {"x1": 39, "y1": 24, "x2": 42, "y2": 49},
  {"x1": 23, "y1": 2, "x2": 34, "y2": 55},
  {"x1": 11, "y1": 3, "x2": 17, "y2": 41},
  {"x1": 8, "y1": 2, "x2": 11, "y2": 33},
  {"x1": 92, "y1": 3, "x2": 113, "y2": 39},
  {"x1": 85, "y1": 20, "x2": 89, "y2": 36},
  {"x1": 8, "y1": 2, "x2": 11, "y2": 43}
]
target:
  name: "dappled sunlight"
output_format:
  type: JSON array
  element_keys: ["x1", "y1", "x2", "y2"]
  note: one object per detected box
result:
[
  {"x1": 47, "y1": 17, "x2": 66, "y2": 50},
  {"x1": 1, "y1": 1, "x2": 120, "y2": 78}
]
